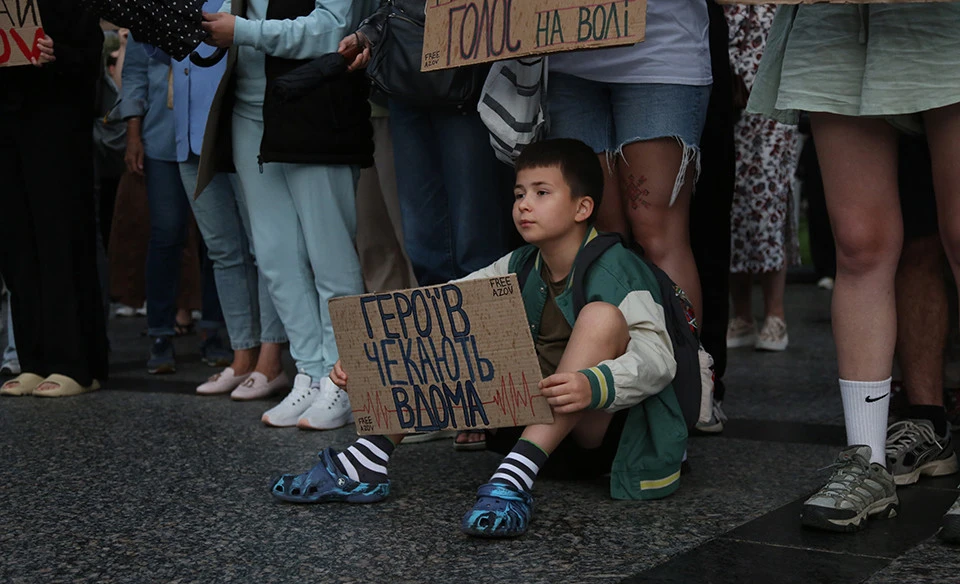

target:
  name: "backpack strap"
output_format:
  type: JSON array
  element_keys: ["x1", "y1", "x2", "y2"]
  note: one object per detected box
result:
[
  {"x1": 571, "y1": 232, "x2": 623, "y2": 317},
  {"x1": 516, "y1": 249, "x2": 538, "y2": 291}
]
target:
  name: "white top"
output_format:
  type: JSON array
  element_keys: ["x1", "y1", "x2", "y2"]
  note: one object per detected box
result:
[{"x1": 549, "y1": 0, "x2": 712, "y2": 86}]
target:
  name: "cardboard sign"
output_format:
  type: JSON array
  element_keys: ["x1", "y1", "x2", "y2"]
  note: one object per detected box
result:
[
  {"x1": 422, "y1": 0, "x2": 645, "y2": 72},
  {"x1": 0, "y1": 0, "x2": 44, "y2": 67},
  {"x1": 329, "y1": 276, "x2": 553, "y2": 436},
  {"x1": 716, "y1": 0, "x2": 954, "y2": 4}
]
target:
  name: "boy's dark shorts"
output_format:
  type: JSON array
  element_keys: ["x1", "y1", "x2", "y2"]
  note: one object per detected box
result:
[
  {"x1": 486, "y1": 409, "x2": 629, "y2": 480},
  {"x1": 899, "y1": 135, "x2": 938, "y2": 241}
]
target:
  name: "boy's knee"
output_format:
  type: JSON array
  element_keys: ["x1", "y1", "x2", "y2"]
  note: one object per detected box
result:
[{"x1": 576, "y1": 302, "x2": 628, "y2": 341}]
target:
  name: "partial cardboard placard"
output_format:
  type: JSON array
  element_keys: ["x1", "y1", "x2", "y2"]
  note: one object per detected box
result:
[
  {"x1": 716, "y1": 0, "x2": 954, "y2": 4},
  {"x1": 422, "y1": 0, "x2": 645, "y2": 72},
  {"x1": 0, "y1": 0, "x2": 44, "y2": 67},
  {"x1": 330, "y1": 276, "x2": 552, "y2": 436}
]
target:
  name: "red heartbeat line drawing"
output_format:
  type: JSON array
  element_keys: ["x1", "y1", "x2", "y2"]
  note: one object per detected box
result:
[
  {"x1": 352, "y1": 391, "x2": 397, "y2": 428},
  {"x1": 484, "y1": 373, "x2": 542, "y2": 426}
]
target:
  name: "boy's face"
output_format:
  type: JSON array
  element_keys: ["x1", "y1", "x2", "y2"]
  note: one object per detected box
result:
[{"x1": 513, "y1": 166, "x2": 592, "y2": 245}]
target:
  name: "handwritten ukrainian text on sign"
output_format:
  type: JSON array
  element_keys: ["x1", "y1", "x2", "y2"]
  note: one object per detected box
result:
[
  {"x1": 1, "y1": 0, "x2": 44, "y2": 67},
  {"x1": 329, "y1": 276, "x2": 553, "y2": 436},
  {"x1": 422, "y1": 0, "x2": 645, "y2": 72}
]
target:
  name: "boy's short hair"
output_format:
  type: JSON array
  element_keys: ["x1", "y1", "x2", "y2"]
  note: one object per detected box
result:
[{"x1": 516, "y1": 139, "x2": 604, "y2": 222}]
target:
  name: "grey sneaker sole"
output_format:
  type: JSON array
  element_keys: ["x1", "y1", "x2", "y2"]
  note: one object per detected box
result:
[
  {"x1": 756, "y1": 334, "x2": 789, "y2": 352},
  {"x1": 894, "y1": 454, "x2": 960, "y2": 486},
  {"x1": 726, "y1": 333, "x2": 757, "y2": 349},
  {"x1": 694, "y1": 420, "x2": 724, "y2": 434},
  {"x1": 148, "y1": 363, "x2": 176, "y2": 375},
  {"x1": 801, "y1": 494, "x2": 900, "y2": 532}
]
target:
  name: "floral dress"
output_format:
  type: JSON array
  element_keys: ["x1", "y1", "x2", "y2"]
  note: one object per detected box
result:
[{"x1": 726, "y1": 5, "x2": 801, "y2": 274}]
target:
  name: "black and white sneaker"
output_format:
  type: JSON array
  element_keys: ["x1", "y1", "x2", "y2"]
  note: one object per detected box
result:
[
  {"x1": 801, "y1": 445, "x2": 899, "y2": 533},
  {"x1": 886, "y1": 419, "x2": 959, "y2": 486}
]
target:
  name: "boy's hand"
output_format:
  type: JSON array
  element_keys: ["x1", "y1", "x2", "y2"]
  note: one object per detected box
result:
[
  {"x1": 330, "y1": 360, "x2": 348, "y2": 390},
  {"x1": 539, "y1": 372, "x2": 592, "y2": 414},
  {"x1": 202, "y1": 12, "x2": 235, "y2": 48},
  {"x1": 30, "y1": 35, "x2": 55, "y2": 67}
]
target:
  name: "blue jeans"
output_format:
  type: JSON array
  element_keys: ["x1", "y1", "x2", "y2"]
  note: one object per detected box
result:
[
  {"x1": 232, "y1": 114, "x2": 364, "y2": 379},
  {"x1": 144, "y1": 157, "x2": 223, "y2": 338},
  {"x1": 387, "y1": 101, "x2": 514, "y2": 285},
  {"x1": 3, "y1": 299, "x2": 17, "y2": 363},
  {"x1": 179, "y1": 157, "x2": 286, "y2": 350}
]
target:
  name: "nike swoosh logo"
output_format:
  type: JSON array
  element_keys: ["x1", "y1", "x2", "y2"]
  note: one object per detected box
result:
[{"x1": 865, "y1": 393, "x2": 890, "y2": 403}]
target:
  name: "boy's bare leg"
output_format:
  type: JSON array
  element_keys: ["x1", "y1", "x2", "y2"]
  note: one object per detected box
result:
[{"x1": 520, "y1": 302, "x2": 630, "y2": 454}]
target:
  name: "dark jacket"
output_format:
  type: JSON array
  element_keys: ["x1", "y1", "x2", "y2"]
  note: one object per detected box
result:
[
  {"x1": 0, "y1": 0, "x2": 103, "y2": 111},
  {"x1": 196, "y1": 0, "x2": 373, "y2": 196}
]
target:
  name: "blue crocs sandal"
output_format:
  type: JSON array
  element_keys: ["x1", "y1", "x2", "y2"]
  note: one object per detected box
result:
[
  {"x1": 461, "y1": 482, "x2": 534, "y2": 538},
  {"x1": 271, "y1": 448, "x2": 390, "y2": 504}
]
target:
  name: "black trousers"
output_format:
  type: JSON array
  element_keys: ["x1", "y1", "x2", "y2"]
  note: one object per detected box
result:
[
  {"x1": 0, "y1": 101, "x2": 109, "y2": 386},
  {"x1": 691, "y1": 0, "x2": 736, "y2": 401}
]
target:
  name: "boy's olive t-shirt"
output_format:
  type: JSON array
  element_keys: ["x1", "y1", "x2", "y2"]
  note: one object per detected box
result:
[{"x1": 535, "y1": 265, "x2": 573, "y2": 378}]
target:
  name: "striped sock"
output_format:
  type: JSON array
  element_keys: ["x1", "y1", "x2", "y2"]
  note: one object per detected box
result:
[
  {"x1": 334, "y1": 435, "x2": 395, "y2": 483},
  {"x1": 490, "y1": 439, "x2": 548, "y2": 493}
]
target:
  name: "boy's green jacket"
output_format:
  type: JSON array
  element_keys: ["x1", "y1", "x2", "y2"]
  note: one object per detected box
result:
[{"x1": 463, "y1": 228, "x2": 688, "y2": 500}]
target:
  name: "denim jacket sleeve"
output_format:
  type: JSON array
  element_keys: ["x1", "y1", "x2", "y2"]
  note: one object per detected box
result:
[{"x1": 119, "y1": 37, "x2": 149, "y2": 120}]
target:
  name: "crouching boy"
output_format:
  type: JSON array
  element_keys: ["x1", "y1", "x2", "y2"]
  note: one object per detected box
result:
[{"x1": 269, "y1": 139, "x2": 689, "y2": 538}]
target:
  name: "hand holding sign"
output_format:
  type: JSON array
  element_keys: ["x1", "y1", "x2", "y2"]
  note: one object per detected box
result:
[
  {"x1": 1, "y1": 0, "x2": 44, "y2": 68},
  {"x1": 540, "y1": 371, "x2": 592, "y2": 414},
  {"x1": 30, "y1": 35, "x2": 54, "y2": 67}
]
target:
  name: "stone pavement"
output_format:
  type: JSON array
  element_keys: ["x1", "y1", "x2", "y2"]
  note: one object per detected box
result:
[{"x1": 2, "y1": 284, "x2": 958, "y2": 583}]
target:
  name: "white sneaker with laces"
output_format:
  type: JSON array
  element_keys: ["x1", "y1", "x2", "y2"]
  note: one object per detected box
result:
[
  {"x1": 297, "y1": 377, "x2": 354, "y2": 430},
  {"x1": 756, "y1": 316, "x2": 789, "y2": 352},
  {"x1": 726, "y1": 317, "x2": 757, "y2": 349},
  {"x1": 261, "y1": 373, "x2": 320, "y2": 427}
]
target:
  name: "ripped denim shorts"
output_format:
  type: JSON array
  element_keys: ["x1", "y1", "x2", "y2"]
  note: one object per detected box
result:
[{"x1": 546, "y1": 73, "x2": 711, "y2": 205}]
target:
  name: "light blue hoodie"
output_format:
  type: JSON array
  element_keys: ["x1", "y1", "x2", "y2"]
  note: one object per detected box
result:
[{"x1": 220, "y1": 0, "x2": 375, "y2": 121}]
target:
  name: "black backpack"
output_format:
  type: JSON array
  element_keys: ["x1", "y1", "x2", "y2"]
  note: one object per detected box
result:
[{"x1": 517, "y1": 233, "x2": 702, "y2": 429}]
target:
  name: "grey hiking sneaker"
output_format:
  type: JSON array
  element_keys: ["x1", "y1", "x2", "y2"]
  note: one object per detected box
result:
[
  {"x1": 885, "y1": 419, "x2": 958, "y2": 486},
  {"x1": 694, "y1": 399, "x2": 728, "y2": 434},
  {"x1": 939, "y1": 490, "x2": 960, "y2": 544},
  {"x1": 801, "y1": 445, "x2": 899, "y2": 533}
]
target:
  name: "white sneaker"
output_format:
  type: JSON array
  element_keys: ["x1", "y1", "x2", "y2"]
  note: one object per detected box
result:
[
  {"x1": 261, "y1": 373, "x2": 320, "y2": 427},
  {"x1": 135, "y1": 303, "x2": 148, "y2": 316},
  {"x1": 0, "y1": 359, "x2": 21, "y2": 376},
  {"x1": 297, "y1": 377, "x2": 354, "y2": 430},
  {"x1": 231, "y1": 371, "x2": 290, "y2": 401},
  {"x1": 114, "y1": 304, "x2": 136, "y2": 317},
  {"x1": 726, "y1": 317, "x2": 757, "y2": 349},
  {"x1": 817, "y1": 277, "x2": 835, "y2": 290},
  {"x1": 196, "y1": 367, "x2": 250, "y2": 396},
  {"x1": 756, "y1": 316, "x2": 789, "y2": 352}
]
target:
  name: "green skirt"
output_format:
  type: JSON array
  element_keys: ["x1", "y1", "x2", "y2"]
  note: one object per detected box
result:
[{"x1": 747, "y1": 4, "x2": 960, "y2": 133}]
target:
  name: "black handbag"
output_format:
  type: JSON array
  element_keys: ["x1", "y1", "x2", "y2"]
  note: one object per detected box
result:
[{"x1": 365, "y1": 1, "x2": 486, "y2": 108}]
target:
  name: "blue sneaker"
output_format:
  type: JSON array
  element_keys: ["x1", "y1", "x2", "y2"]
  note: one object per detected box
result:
[
  {"x1": 461, "y1": 482, "x2": 534, "y2": 538},
  {"x1": 147, "y1": 337, "x2": 176, "y2": 374},
  {"x1": 271, "y1": 448, "x2": 390, "y2": 504},
  {"x1": 200, "y1": 333, "x2": 232, "y2": 367}
]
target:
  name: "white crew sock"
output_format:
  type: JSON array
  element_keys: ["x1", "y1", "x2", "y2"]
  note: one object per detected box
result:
[{"x1": 839, "y1": 377, "x2": 891, "y2": 465}]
